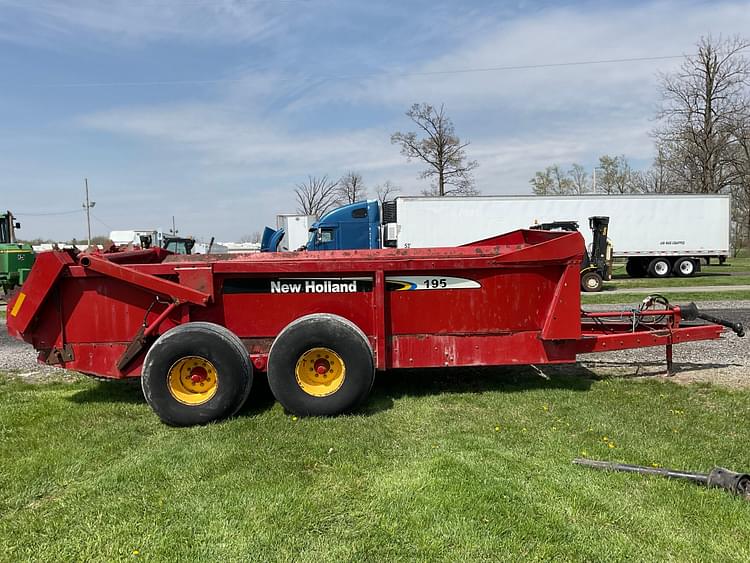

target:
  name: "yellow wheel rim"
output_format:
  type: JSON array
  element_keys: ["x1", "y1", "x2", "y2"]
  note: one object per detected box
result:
[
  {"x1": 167, "y1": 356, "x2": 218, "y2": 406},
  {"x1": 295, "y1": 347, "x2": 346, "y2": 397}
]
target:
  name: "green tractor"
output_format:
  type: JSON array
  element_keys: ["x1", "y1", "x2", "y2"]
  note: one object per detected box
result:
[{"x1": 1, "y1": 211, "x2": 35, "y2": 294}]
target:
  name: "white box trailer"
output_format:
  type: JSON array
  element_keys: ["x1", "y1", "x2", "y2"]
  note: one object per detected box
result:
[
  {"x1": 276, "y1": 214, "x2": 316, "y2": 251},
  {"x1": 385, "y1": 194, "x2": 731, "y2": 278}
]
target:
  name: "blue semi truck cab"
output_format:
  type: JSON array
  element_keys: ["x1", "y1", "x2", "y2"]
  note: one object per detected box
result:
[{"x1": 262, "y1": 200, "x2": 385, "y2": 252}]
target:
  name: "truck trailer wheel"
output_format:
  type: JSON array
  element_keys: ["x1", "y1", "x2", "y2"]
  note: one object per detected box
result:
[
  {"x1": 141, "y1": 322, "x2": 253, "y2": 426},
  {"x1": 673, "y1": 257, "x2": 696, "y2": 277},
  {"x1": 580, "y1": 271, "x2": 603, "y2": 292},
  {"x1": 647, "y1": 257, "x2": 672, "y2": 278},
  {"x1": 625, "y1": 258, "x2": 648, "y2": 278},
  {"x1": 267, "y1": 314, "x2": 374, "y2": 416}
]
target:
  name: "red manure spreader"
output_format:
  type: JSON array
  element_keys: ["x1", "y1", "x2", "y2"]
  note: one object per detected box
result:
[{"x1": 5, "y1": 229, "x2": 743, "y2": 426}]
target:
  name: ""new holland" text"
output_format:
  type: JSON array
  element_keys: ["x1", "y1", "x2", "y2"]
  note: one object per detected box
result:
[{"x1": 270, "y1": 280, "x2": 358, "y2": 293}]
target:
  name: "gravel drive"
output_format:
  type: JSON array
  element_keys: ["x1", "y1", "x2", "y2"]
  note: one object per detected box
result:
[
  {"x1": 1, "y1": 300, "x2": 747, "y2": 387},
  {"x1": 577, "y1": 300, "x2": 750, "y2": 388},
  {"x1": 0, "y1": 317, "x2": 79, "y2": 382}
]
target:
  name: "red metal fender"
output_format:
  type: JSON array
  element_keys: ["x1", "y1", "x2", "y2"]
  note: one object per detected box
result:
[{"x1": 6, "y1": 251, "x2": 75, "y2": 338}]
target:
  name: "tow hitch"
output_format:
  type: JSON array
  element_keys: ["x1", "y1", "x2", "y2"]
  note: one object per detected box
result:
[{"x1": 680, "y1": 302, "x2": 745, "y2": 337}]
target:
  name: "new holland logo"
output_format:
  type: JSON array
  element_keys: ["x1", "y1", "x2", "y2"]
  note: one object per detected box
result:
[{"x1": 271, "y1": 280, "x2": 358, "y2": 294}]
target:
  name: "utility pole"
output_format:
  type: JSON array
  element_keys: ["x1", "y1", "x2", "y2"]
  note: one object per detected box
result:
[{"x1": 82, "y1": 178, "x2": 96, "y2": 247}]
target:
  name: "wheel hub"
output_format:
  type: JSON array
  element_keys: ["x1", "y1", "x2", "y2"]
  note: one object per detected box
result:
[
  {"x1": 655, "y1": 262, "x2": 669, "y2": 276},
  {"x1": 314, "y1": 359, "x2": 330, "y2": 375},
  {"x1": 167, "y1": 356, "x2": 218, "y2": 405},
  {"x1": 295, "y1": 347, "x2": 346, "y2": 397},
  {"x1": 190, "y1": 366, "x2": 208, "y2": 383}
]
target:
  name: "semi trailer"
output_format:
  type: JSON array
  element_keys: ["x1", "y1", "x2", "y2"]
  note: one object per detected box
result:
[
  {"x1": 7, "y1": 228, "x2": 742, "y2": 426},
  {"x1": 264, "y1": 195, "x2": 730, "y2": 279},
  {"x1": 0, "y1": 210, "x2": 35, "y2": 294}
]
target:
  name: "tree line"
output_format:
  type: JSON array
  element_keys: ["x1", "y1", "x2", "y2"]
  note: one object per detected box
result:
[{"x1": 530, "y1": 35, "x2": 750, "y2": 252}]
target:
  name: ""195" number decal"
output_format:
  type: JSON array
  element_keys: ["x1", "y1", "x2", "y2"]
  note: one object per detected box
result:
[{"x1": 387, "y1": 276, "x2": 481, "y2": 291}]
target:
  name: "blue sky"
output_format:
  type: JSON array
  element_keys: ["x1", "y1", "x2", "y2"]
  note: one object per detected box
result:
[{"x1": 1, "y1": 0, "x2": 748, "y2": 241}]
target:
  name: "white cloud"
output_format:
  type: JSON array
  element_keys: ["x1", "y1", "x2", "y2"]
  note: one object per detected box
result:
[
  {"x1": 80, "y1": 101, "x2": 404, "y2": 174},
  {"x1": 0, "y1": 0, "x2": 284, "y2": 45}
]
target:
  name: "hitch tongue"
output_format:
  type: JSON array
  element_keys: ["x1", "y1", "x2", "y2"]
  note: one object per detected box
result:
[{"x1": 680, "y1": 302, "x2": 745, "y2": 337}]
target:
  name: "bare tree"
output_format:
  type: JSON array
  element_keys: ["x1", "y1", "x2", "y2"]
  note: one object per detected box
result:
[
  {"x1": 731, "y1": 109, "x2": 750, "y2": 252},
  {"x1": 630, "y1": 147, "x2": 676, "y2": 194},
  {"x1": 375, "y1": 180, "x2": 399, "y2": 204},
  {"x1": 529, "y1": 165, "x2": 573, "y2": 195},
  {"x1": 337, "y1": 171, "x2": 367, "y2": 204},
  {"x1": 569, "y1": 163, "x2": 589, "y2": 194},
  {"x1": 240, "y1": 231, "x2": 262, "y2": 244},
  {"x1": 530, "y1": 168, "x2": 553, "y2": 195},
  {"x1": 597, "y1": 155, "x2": 634, "y2": 194},
  {"x1": 391, "y1": 103, "x2": 479, "y2": 196},
  {"x1": 294, "y1": 175, "x2": 340, "y2": 217},
  {"x1": 655, "y1": 35, "x2": 750, "y2": 194}
]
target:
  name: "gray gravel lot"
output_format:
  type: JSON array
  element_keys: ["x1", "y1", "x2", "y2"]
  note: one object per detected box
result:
[
  {"x1": 1, "y1": 300, "x2": 747, "y2": 387},
  {"x1": 0, "y1": 317, "x2": 76, "y2": 381},
  {"x1": 577, "y1": 300, "x2": 749, "y2": 387}
]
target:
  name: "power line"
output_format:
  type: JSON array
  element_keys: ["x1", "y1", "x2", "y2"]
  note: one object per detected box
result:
[
  {"x1": 32, "y1": 53, "x2": 695, "y2": 89},
  {"x1": 13, "y1": 209, "x2": 84, "y2": 216},
  {"x1": 90, "y1": 212, "x2": 114, "y2": 231}
]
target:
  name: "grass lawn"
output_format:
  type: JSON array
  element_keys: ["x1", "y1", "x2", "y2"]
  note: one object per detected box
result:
[
  {"x1": 1, "y1": 369, "x2": 749, "y2": 561},
  {"x1": 582, "y1": 289, "x2": 750, "y2": 305},
  {"x1": 604, "y1": 257, "x2": 750, "y2": 289},
  {"x1": 703, "y1": 256, "x2": 750, "y2": 274},
  {"x1": 605, "y1": 274, "x2": 750, "y2": 289}
]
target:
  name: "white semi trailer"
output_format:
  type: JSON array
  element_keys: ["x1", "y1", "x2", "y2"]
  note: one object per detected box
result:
[
  {"x1": 276, "y1": 214, "x2": 317, "y2": 251},
  {"x1": 383, "y1": 194, "x2": 731, "y2": 278}
]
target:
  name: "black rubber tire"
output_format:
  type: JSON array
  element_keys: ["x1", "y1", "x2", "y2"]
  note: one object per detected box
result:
[
  {"x1": 267, "y1": 313, "x2": 374, "y2": 416},
  {"x1": 141, "y1": 322, "x2": 253, "y2": 426},
  {"x1": 647, "y1": 257, "x2": 672, "y2": 278},
  {"x1": 673, "y1": 257, "x2": 696, "y2": 277},
  {"x1": 625, "y1": 258, "x2": 648, "y2": 278},
  {"x1": 580, "y1": 271, "x2": 603, "y2": 292}
]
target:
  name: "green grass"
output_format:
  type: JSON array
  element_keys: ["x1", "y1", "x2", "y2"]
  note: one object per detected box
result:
[
  {"x1": 703, "y1": 256, "x2": 750, "y2": 273},
  {"x1": 605, "y1": 274, "x2": 750, "y2": 289},
  {"x1": 2, "y1": 369, "x2": 750, "y2": 561},
  {"x1": 582, "y1": 289, "x2": 750, "y2": 305}
]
